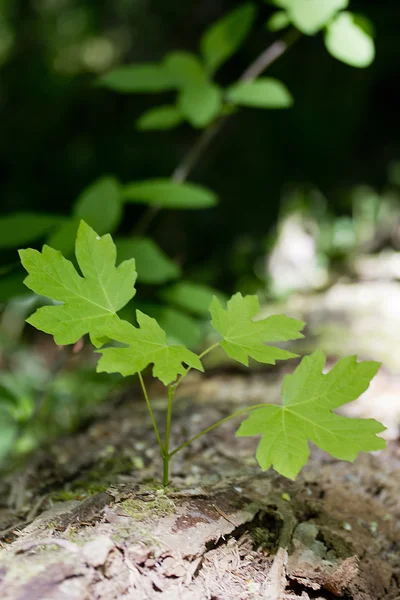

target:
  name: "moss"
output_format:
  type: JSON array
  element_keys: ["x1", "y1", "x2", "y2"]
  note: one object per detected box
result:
[
  {"x1": 120, "y1": 492, "x2": 177, "y2": 520},
  {"x1": 51, "y1": 482, "x2": 108, "y2": 503}
]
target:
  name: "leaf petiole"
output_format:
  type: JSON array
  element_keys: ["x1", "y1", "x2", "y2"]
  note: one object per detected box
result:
[
  {"x1": 138, "y1": 372, "x2": 164, "y2": 455},
  {"x1": 173, "y1": 342, "x2": 220, "y2": 390},
  {"x1": 163, "y1": 385, "x2": 175, "y2": 486},
  {"x1": 168, "y1": 403, "x2": 266, "y2": 458}
]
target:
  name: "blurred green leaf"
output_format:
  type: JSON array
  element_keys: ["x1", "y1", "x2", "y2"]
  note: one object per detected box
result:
[
  {"x1": 388, "y1": 161, "x2": 400, "y2": 186},
  {"x1": 123, "y1": 180, "x2": 218, "y2": 209},
  {"x1": 164, "y1": 51, "x2": 207, "y2": 88},
  {"x1": 325, "y1": 12, "x2": 375, "y2": 67},
  {"x1": 227, "y1": 77, "x2": 293, "y2": 108},
  {"x1": 0, "y1": 406, "x2": 17, "y2": 465},
  {"x1": 46, "y1": 218, "x2": 80, "y2": 256},
  {"x1": 137, "y1": 105, "x2": 184, "y2": 131},
  {"x1": 0, "y1": 213, "x2": 64, "y2": 248},
  {"x1": 265, "y1": 11, "x2": 291, "y2": 32},
  {"x1": 287, "y1": 0, "x2": 348, "y2": 35},
  {"x1": 269, "y1": 0, "x2": 288, "y2": 7},
  {"x1": 0, "y1": 271, "x2": 28, "y2": 302},
  {"x1": 160, "y1": 281, "x2": 227, "y2": 315},
  {"x1": 98, "y1": 64, "x2": 175, "y2": 93},
  {"x1": 201, "y1": 3, "x2": 257, "y2": 74},
  {"x1": 74, "y1": 176, "x2": 122, "y2": 234},
  {"x1": 178, "y1": 82, "x2": 222, "y2": 127},
  {"x1": 150, "y1": 306, "x2": 203, "y2": 347},
  {"x1": 115, "y1": 237, "x2": 180, "y2": 284}
]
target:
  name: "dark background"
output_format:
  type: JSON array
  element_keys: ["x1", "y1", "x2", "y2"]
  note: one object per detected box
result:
[{"x1": 0, "y1": 0, "x2": 399, "y2": 288}]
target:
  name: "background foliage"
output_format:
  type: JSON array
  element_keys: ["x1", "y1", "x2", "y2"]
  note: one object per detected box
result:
[
  {"x1": 1, "y1": 0, "x2": 399, "y2": 290},
  {"x1": 0, "y1": 0, "x2": 399, "y2": 469}
]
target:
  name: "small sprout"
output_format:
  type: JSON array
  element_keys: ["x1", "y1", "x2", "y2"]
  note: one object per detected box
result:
[
  {"x1": 281, "y1": 492, "x2": 291, "y2": 502},
  {"x1": 19, "y1": 222, "x2": 386, "y2": 487}
]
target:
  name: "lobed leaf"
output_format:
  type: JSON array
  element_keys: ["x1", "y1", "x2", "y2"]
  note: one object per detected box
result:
[
  {"x1": 210, "y1": 293, "x2": 304, "y2": 365},
  {"x1": 19, "y1": 221, "x2": 137, "y2": 346},
  {"x1": 96, "y1": 311, "x2": 204, "y2": 385},
  {"x1": 237, "y1": 351, "x2": 385, "y2": 479}
]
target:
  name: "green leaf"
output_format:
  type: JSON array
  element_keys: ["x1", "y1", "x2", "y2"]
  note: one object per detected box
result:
[
  {"x1": 237, "y1": 351, "x2": 385, "y2": 479},
  {"x1": 325, "y1": 12, "x2": 375, "y2": 68},
  {"x1": 265, "y1": 11, "x2": 291, "y2": 32},
  {"x1": 152, "y1": 307, "x2": 203, "y2": 347},
  {"x1": 0, "y1": 213, "x2": 64, "y2": 248},
  {"x1": 115, "y1": 237, "x2": 180, "y2": 284},
  {"x1": 164, "y1": 51, "x2": 207, "y2": 88},
  {"x1": 269, "y1": 0, "x2": 288, "y2": 7},
  {"x1": 287, "y1": 0, "x2": 348, "y2": 35},
  {"x1": 178, "y1": 82, "x2": 222, "y2": 127},
  {"x1": 19, "y1": 221, "x2": 137, "y2": 346},
  {"x1": 210, "y1": 293, "x2": 304, "y2": 365},
  {"x1": 46, "y1": 218, "x2": 79, "y2": 256},
  {"x1": 123, "y1": 180, "x2": 218, "y2": 209},
  {"x1": 74, "y1": 177, "x2": 122, "y2": 234},
  {"x1": 0, "y1": 406, "x2": 17, "y2": 465},
  {"x1": 0, "y1": 271, "x2": 28, "y2": 302},
  {"x1": 201, "y1": 3, "x2": 257, "y2": 74},
  {"x1": 96, "y1": 311, "x2": 204, "y2": 385},
  {"x1": 137, "y1": 105, "x2": 184, "y2": 131},
  {"x1": 98, "y1": 64, "x2": 175, "y2": 93},
  {"x1": 160, "y1": 281, "x2": 226, "y2": 315},
  {"x1": 227, "y1": 78, "x2": 293, "y2": 108},
  {"x1": 47, "y1": 178, "x2": 122, "y2": 256}
]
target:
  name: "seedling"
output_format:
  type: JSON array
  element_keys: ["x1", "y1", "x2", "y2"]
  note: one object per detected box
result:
[{"x1": 19, "y1": 221, "x2": 386, "y2": 486}]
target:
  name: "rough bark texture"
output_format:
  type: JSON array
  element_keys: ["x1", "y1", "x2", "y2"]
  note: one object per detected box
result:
[{"x1": 1, "y1": 364, "x2": 399, "y2": 600}]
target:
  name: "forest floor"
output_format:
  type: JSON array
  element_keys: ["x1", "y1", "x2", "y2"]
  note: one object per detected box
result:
[{"x1": 0, "y1": 281, "x2": 400, "y2": 600}]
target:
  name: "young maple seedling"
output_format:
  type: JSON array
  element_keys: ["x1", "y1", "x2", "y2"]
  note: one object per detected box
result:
[{"x1": 19, "y1": 221, "x2": 386, "y2": 486}]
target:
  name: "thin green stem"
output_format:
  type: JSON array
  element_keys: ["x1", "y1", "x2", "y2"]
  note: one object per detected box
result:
[
  {"x1": 173, "y1": 342, "x2": 220, "y2": 391},
  {"x1": 163, "y1": 385, "x2": 175, "y2": 486},
  {"x1": 198, "y1": 342, "x2": 220, "y2": 361},
  {"x1": 165, "y1": 386, "x2": 174, "y2": 454},
  {"x1": 138, "y1": 372, "x2": 164, "y2": 455},
  {"x1": 169, "y1": 403, "x2": 267, "y2": 458}
]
